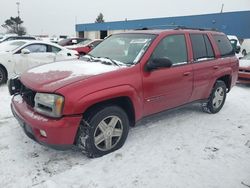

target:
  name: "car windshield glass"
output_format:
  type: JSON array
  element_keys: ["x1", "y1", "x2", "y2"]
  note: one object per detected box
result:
[
  {"x1": 89, "y1": 33, "x2": 156, "y2": 65},
  {"x1": 242, "y1": 53, "x2": 250, "y2": 60},
  {"x1": 0, "y1": 41, "x2": 26, "y2": 52},
  {"x1": 78, "y1": 39, "x2": 92, "y2": 46},
  {"x1": 58, "y1": 39, "x2": 69, "y2": 46}
]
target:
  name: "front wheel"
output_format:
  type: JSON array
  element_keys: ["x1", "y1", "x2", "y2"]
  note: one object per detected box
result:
[
  {"x1": 76, "y1": 106, "x2": 130, "y2": 158},
  {"x1": 202, "y1": 80, "x2": 227, "y2": 114}
]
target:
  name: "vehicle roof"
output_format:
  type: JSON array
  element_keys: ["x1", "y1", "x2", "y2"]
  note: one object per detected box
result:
[
  {"x1": 119, "y1": 29, "x2": 224, "y2": 36},
  {"x1": 2, "y1": 39, "x2": 64, "y2": 48}
]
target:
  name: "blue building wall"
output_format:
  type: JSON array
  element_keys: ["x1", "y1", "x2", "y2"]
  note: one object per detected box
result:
[{"x1": 76, "y1": 11, "x2": 250, "y2": 39}]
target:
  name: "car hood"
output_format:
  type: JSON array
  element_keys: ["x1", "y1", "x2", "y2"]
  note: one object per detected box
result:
[
  {"x1": 239, "y1": 59, "x2": 250, "y2": 68},
  {"x1": 20, "y1": 60, "x2": 121, "y2": 92}
]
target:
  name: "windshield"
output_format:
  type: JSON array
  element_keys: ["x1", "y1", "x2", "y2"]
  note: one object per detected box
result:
[
  {"x1": 89, "y1": 33, "x2": 156, "y2": 65},
  {"x1": 78, "y1": 39, "x2": 92, "y2": 46},
  {"x1": 0, "y1": 41, "x2": 27, "y2": 52}
]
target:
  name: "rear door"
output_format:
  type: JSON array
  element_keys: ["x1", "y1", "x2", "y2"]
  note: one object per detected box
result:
[
  {"x1": 142, "y1": 34, "x2": 193, "y2": 116},
  {"x1": 189, "y1": 33, "x2": 220, "y2": 101}
]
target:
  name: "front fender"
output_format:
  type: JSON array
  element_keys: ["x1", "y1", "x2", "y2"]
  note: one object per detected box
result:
[{"x1": 65, "y1": 85, "x2": 143, "y2": 121}]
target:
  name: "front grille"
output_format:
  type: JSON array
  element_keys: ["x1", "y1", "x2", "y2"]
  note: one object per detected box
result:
[{"x1": 20, "y1": 83, "x2": 36, "y2": 107}]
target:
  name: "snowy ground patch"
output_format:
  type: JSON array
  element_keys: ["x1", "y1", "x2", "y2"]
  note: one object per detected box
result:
[{"x1": 0, "y1": 84, "x2": 250, "y2": 188}]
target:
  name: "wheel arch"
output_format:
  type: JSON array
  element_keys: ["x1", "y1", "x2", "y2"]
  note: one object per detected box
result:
[
  {"x1": 69, "y1": 85, "x2": 143, "y2": 126},
  {"x1": 83, "y1": 96, "x2": 136, "y2": 127},
  {"x1": 216, "y1": 74, "x2": 231, "y2": 92},
  {"x1": 0, "y1": 63, "x2": 8, "y2": 82}
]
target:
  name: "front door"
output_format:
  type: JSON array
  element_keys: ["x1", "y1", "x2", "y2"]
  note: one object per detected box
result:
[
  {"x1": 142, "y1": 34, "x2": 193, "y2": 116},
  {"x1": 14, "y1": 44, "x2": 56, "y2": 74}
]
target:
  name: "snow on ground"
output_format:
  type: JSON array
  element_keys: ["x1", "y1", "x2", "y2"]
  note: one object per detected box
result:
[{"x1": 0, "y1": 84, "x2": 250, "y2": 188}]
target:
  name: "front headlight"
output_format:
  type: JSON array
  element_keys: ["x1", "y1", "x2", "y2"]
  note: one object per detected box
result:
[{"x1": 34, "y1": 93, "x2": 64, "y2": 118}]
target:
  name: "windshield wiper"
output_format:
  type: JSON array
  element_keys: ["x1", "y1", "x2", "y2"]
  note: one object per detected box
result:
[
  {"x1": 80, "y1": 54, "x2": 95, "y2": 61},
  {"x1": 94, "y1": 57, "x2": 122, "y2": 67},
  {"x1": 104, "y1": 57, "x2": 121, "y2": 67}
]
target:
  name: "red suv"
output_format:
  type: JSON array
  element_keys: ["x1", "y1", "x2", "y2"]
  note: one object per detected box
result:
[{"x1": 9, "y1": 29, "x2": 239, "y2": 157}]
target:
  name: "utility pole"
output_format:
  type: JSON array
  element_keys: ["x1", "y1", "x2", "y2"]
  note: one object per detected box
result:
[
  {"x1": 16, "y1": 2, "x2": 20, "y2": 18},
  {"x1": 220, "y1": 3, "x2": 224, "y2": 13},
  {"x1": 16, "y1": 2, "x2": 20, "y2": 35}
]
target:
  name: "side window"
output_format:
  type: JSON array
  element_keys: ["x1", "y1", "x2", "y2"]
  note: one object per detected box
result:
[
  {"x1": 151, "y1": 34, "x2": 187, "y2": 65},
  {"x1": 24, "y1": 44, "x2": 47, "y2": 53},
  {"x1": 190, "y1": 34, "x2": 215, "y2": 61},
  {"x1": 213, "y1": 34, "x2": 234, "y2": 57},
  {"x1": 50, "y1": 45, "x2": 61, "y2": 53},
  {"x1": 204, "y1": 35, "x2": 215, "y2": 58}
]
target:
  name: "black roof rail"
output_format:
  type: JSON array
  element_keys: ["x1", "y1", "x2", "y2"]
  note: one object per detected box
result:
[
  {"x1": 175, "y1": 26, "x2": 218, "y2": 32},
  {"x1": 135, "y1": 24, "x2": 182, "y2": 30}
]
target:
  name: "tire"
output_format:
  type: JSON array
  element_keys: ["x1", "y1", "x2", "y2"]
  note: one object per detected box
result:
[
  {"x1": 202, "y1": 80, "x2": 227, "y2": 114},
  {"x1": 79, "y1": 52, "x2": 86, "y2": 57},
  {"x1": 242, "y1": 49, "x2": 247, "y2": 56},
  {"x1": 76, "y1": 105, "x2": 130, "y2": 158},
  {"x1": 0, "y1": 66, "x2": 7, "y2": 85}
]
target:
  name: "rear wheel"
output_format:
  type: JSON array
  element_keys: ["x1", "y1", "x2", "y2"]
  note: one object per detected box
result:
[
  {"x1": 242, "y1": 49, "x2": 247, "y2": 56},
  {"x1": 0, "y1": 66, "x2": 7, "y2": 85},
  {"x1": 202, "y1": 80, "x2": 227, "y2": 114},
  {"x1": 77, "y1": 105, "x2": 129, "y2": 158}
]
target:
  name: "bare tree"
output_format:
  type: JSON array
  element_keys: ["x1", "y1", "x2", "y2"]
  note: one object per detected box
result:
[{"x1": 95, "y1": 13, "x2": 105, "y2": 23}]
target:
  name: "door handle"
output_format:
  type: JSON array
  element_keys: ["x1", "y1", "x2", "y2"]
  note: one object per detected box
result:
[
  {"x1": 213, "y1": 66, "x2": 219, "y2": 70},
  {"x1": 183, "y1": 72, "x2": 191, "y2": 76}
]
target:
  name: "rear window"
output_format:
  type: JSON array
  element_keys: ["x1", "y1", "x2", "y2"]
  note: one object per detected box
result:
[{"x1": 213, "y1": 34, "x2": 234, "y2": 57}]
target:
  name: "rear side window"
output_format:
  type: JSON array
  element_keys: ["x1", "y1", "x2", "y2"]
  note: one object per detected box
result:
[
  {"x1": 190, "y1": 34, "x2": 214, "y2": 61},
  {"x1": 213, "y1": 34, "x2": 234, "y2": 57}
]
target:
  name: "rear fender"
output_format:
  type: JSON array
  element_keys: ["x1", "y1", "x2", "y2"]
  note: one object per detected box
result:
[{"x1": 206, "y1": 68, "x2": 232, "y2": 98}]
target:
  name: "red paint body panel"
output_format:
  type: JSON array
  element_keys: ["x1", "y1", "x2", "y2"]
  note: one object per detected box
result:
[
  {"x1": 12, "y1": 95, "x2": 81, "y2": 145},
  {"x1": 238, "y1": 67, "x2": 250, "y2": 83}
]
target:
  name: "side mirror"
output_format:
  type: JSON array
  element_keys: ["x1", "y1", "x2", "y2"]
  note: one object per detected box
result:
[
  {"x1": 235, "y1": 46, "x2": 241, "y2": 54},
  {"x1": 72, "y1": 39, "x2": 77, "y2": 44},
  {"x1": 146, "y1": 57, "x2": 172, "y2": 71},
  {"x1": 21, "y1": 49, "x2": 30, "y2": 55}
]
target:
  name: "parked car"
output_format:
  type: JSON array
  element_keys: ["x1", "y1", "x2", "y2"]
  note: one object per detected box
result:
[
  {"x1": 0, "y1": 40, "x2": 78, "y2": 84},
  {"x1": 9, "y1": 29, "x2": 238, "y2": 157},
  {"x1": 58, "y1": 38, "x2": 90, "y2": 46},
  {"x1": 228, "y1": 35, "x2": 242, "y2": 58},
  {"x1": 66, "y1": 39, "x2": 103, "y2": 56},
  {"x1": 241, "y1": 39, "x2": 250, "y2": 56},
  {"x1": 238, "y1": 53, "x2": 250, "y2": 83},
  {"x1": 0, "y1": 35, "x2": 36, "y2": 43}
]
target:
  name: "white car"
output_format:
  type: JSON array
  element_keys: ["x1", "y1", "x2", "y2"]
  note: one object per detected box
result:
[
  {"x1": 0, "y1": 40, "x2": 79, "y2": 84},
  {"x1": 241, "y1": 39, "x2": 250, "y2": 56},
  {"x1": 227, "y1": 35, "x2": 242, "y2": 59}
]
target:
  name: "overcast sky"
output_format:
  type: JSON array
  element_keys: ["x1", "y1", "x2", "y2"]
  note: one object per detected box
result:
[{"x1": 0, "y1": 0, "x2": 249, "y2": 36}]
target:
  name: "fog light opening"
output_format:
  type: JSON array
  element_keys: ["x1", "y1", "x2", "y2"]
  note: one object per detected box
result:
[{"x1": 40, "y1": 130, "x2": 47, "y2": 137}]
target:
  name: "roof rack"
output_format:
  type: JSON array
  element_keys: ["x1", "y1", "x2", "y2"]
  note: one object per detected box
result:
[
  {"x1": 135, "y1": 24, "x2": 181, "y2": 30},
  {"x1": 175, "y1": 26, "x2": 218, "y2": 31},
  {"x1": 134, "y1": 25, "x2": 219, "y2": 32}
]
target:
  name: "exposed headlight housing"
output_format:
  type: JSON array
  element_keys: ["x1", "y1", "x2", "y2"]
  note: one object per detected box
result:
[{"x1": 34, "y1": 93, "x2": 64, "y2": 118}]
